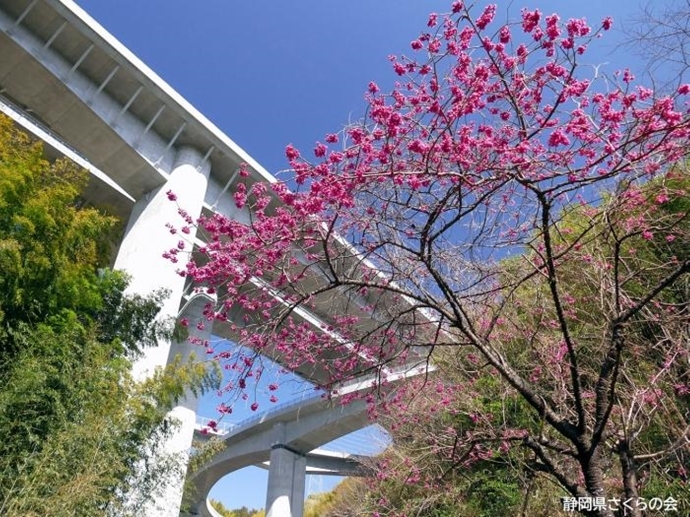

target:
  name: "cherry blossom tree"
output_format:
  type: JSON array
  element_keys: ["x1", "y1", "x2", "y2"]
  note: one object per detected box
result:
[{"x1": 168, "y1": 3, "x2": 690, "y2": 516}]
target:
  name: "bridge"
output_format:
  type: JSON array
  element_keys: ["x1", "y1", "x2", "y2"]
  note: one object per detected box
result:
[
  {"x1": 187, "y1": 365, "x2": 425, "y2": 517},
  {"x1": 0, "y1": 1, "x2": 431, "y2": 515},
  {"x1": 191, "y1": 398, "x2": 374, "y2": 517},
  {"x1": 193, "y1": 415, "x2": 378, "y2": 517}
]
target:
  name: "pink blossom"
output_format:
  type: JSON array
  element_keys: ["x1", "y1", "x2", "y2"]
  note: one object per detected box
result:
[
  {"x1": 250, "y1": 402, "x2": 259, "y2": 411},
  {"x1": 233, "y1": 190, "x2": 246, "y2": 209},
  {"x1": 602, "y1": 17, "x2": 613, "y2": 31},
  {"x1": 411, "y1": 39, "x2": 423, "y2": 50},
  {"x1": 285, "y1": 144, "x2": 300, "y2": 161},
  {"x1": 548, "y1": 129, "x2": 570, "y2": 147},
  {"x1": 533, "y1": 26, "x2": 544, "y2": 41},
  {"x1": 516, "y1": 44, "x2": 528, "y2": 61},
  {"x1": 545, "y1": 14, "x2": 560, "y2": 40},
  {"x1": 314, "y1": 142, "x2": 327, "y2": 158},
  {"x1": 675, "y1": 384, "x2": 690, "y2": 396},
  {"x1": 499, "y1": 26, "x2": 511, "y2": 44},
  {"x1": 475, "y1": 4, "x2": 496, "y2": 30},
  {"x1": 566, "y1": 18, "x2": 590, "y2": 38},
  {"x1": 521, "y1": 8, "x2": 541, "y2": 33},
  {"x1": 166, "y1": 190, "x2": 177, "y2": 201}
]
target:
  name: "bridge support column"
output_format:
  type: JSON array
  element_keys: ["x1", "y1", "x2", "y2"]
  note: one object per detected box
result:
[
  {"x1": 114, "y1": 146, "x2": 210, "y2": 517},
  {"x1": 165, "y1": 292, "x2": 214, "y2": 517},
  {"x1": 266, "y1": 442, "x2": 307, "y2": 517},
  {"x1": 115, "y1": 145, "x2": 210, "y2": 381}
]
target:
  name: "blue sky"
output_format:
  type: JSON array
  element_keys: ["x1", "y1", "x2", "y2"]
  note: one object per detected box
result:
[
  {"x1": 72, "y1": 0, "x2": 659, "y2": 511},
  {"x1": 72, "y1": 0, "x2": 648, "y2": 177}
]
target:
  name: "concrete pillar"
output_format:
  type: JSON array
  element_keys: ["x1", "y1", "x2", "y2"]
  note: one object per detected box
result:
[
  {"x1": 113, "y1": 146, "x2": 210, "y2": 517},
  {"x1": 164, "y1": 293, "x2": 214, "y2": 517},
  {"x1": 266, "y1": 424, "x2": 307, "y2": 517},
  {"x1": 114, "y1": 145, "x2": 210, "y2": 381}
]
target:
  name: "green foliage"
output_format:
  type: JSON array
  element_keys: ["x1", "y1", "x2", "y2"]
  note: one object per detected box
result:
[
  {"x1": 303, "y1": 478, "x2": 370, "y2": 517},
  {"x1": 465, "y1": 469, "x2": 522, "y2": 517},
  {"x1": 209, "y1": 499, "x2": 265, "y2": 517},
  {"x1": 0, "y1": 114, "x2": 219, "y2": 516},
  {"x1": 304, "y1": 490, "x2": 337, "y2": 517},
  {"x1": 0, "y1": 119, "x2": 116, "y2": 346}
]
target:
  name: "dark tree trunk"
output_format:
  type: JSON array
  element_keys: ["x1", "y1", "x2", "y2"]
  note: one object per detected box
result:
[
  {"x1": 618, "y1": 438, "x2": 641, "y2": 517},
  {"x1": 582, "y1": 448, "x2": 616, "y2": 517}
]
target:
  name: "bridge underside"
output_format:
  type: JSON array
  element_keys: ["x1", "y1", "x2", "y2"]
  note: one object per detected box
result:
[
  {"x1": 0, "y1": 0, "x2": 421, "y2": 385},
  {"x1": 0, "y1": 2, "x2": 432, "y2": 516},
  {"x1": 188, "y1": 395, "x2": 375, "y2": 517}
]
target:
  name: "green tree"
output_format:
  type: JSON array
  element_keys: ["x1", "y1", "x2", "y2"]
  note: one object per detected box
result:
[
  {"x1": 304, "y1": 478, "x2": 369, "y2": 517},
  {"x1": 0, "y1": 113, "x2": 218, "y2": 516},
  {"x1": 351, "y1": 169, "x2": 690, "y2": 517},
  {"x1": 209, "y1": 499, "x2": 265, "y2": 517}
]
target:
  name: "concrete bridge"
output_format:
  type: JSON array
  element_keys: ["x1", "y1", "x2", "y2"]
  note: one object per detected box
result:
[
  {"x1": 190, "y1": 394, "x2": 373, "y2": 517},
  {"x1": 187, "y1": 365, "x2": 425, "y2": 517},
  {"x1": 0, "y1": 1, "x2": 432, "y2": 515}
]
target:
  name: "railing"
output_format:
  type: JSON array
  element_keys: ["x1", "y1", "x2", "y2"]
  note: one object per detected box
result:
[
  {"x1": 219, "y1": 389, "x2": 326, "y2": 435},
  {"x1": 195, "y1": 363, "x2": 429, "y2": 439},
  {"x1": 194, "y1": 389, "x2": 324, "y2": 436}
]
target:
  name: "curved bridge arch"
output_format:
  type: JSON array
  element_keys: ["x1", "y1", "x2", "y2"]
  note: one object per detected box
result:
[
  {"x1": 187, "y1": 394, "x2": 370, "y2": 517},
  {"x1": 187, "y1": 365, "x2": 431, "y2": 517}
]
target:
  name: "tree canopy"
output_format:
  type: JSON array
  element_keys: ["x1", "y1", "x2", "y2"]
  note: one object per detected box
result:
[
  {"x1": 210, "y1": 499, "x2": 265, "y2": 517},
  {"x1": 168, "y1": 3, "x2": 689, "y2": 516}
]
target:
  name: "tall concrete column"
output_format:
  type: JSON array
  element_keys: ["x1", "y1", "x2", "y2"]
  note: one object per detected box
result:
[
  {"x1": 114, "y1": 145, "x2": 210, "y2": 381},
  {"x1": 165, "y1": 292, "x2": 214, "y2": 517},
  {"x1": 113, "y1": 146, "x2": 211, "y2": 517},
  {"x1": 266, "y1": 423, "x2": 307, "y2": 517}
]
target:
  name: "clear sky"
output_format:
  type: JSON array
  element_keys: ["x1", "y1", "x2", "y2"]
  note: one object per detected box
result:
[{"x1": 71, "y1": 0, "x2": 659, "y2": 511}]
